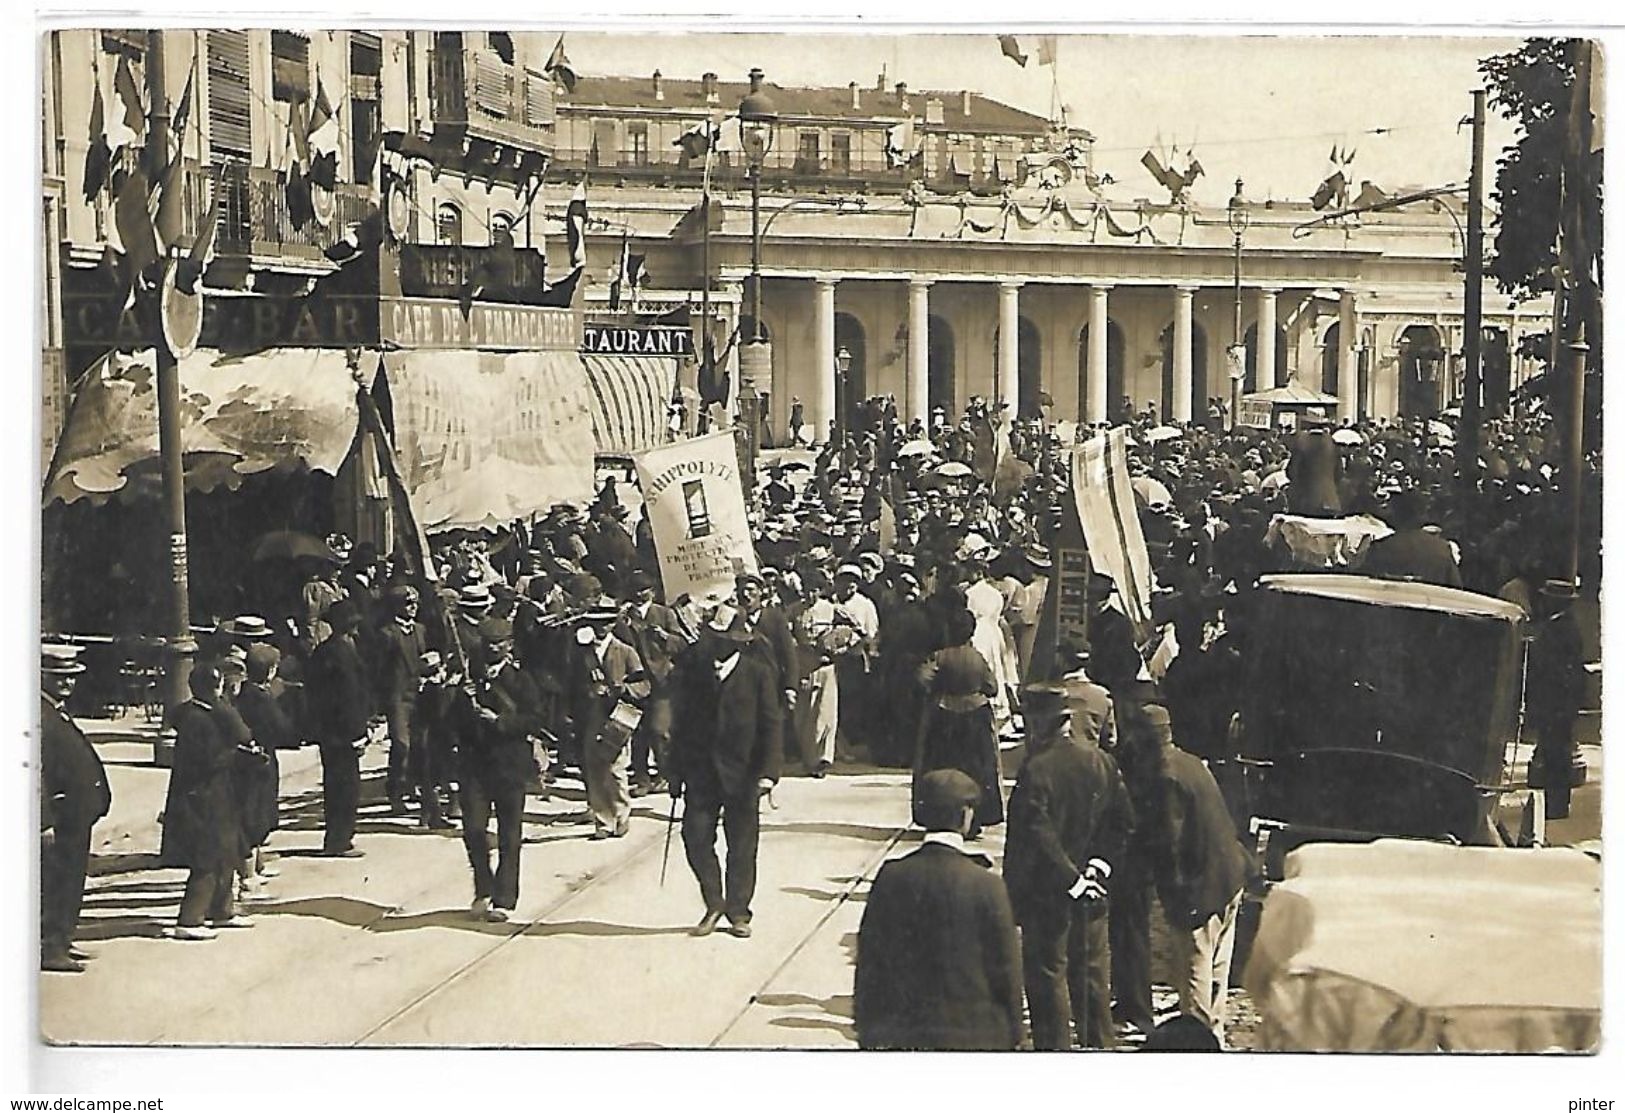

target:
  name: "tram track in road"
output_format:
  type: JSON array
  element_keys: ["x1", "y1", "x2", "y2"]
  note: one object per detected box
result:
[
  {"x1": 350, "y1": 820, "x2": 673, "y2": 1046},
  {"x1": 707, "y1": 820, "x2": 910, "y2": 1048}
]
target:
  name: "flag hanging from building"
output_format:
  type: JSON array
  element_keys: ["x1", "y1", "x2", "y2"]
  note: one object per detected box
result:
[
  {"x1": 634, "y1": 430, "x2": 759, "y2": 605},
  {"x1": 674, "y1": 117, "x2": 719, "y2": 160},
  {"x1": 885, "y1": 118, "x2": 919, "y2": 168},
  {"x1": 565, "y1": 181, "x2": 588, "y2": 271},
  {"x1": 998, "y1": 35, "x2": 1028, "y2": 67},
  {"x1": 545, "y1": 35, "x2": 578, "y2": 93},
  {"x1": 113, "y1": 56, "x2": 145, "y2": 147},
  {"x1": 1071, "y1": 428, "x2": 1156, "y2": 640},
  {"x1": 608, "y1": 233, "x2": 630, "y2": 311},
  {"x1": 83, "y1": 79, "x2": 113, "y2": 202},
  {"x1": 172, "y1": 62, "x2": 195, "y2": 143}
]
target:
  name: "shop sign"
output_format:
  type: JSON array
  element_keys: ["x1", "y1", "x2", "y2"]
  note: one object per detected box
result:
[{"x1": 581, "y1": 324, "x2": 694, "y2": 358}]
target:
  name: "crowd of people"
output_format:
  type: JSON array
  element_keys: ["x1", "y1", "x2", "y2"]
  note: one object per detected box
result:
[{"x1": 39, "y1": 383, "x2": 1597, "y2": 1047}]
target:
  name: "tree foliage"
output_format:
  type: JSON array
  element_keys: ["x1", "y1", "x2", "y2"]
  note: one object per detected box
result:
[{"x1": 1479, "y1": 39, "x2": 1601, "y2": 302}]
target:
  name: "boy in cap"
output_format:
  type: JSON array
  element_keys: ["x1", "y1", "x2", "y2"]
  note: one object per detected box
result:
[{"x1": 854, "y1": 769, "x2": 1022, "y2": 1050}]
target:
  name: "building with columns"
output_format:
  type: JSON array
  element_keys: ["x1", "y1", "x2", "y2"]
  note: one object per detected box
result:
[{"x1": 545, "y1": 67, "x2": 1552, "y2": 442}]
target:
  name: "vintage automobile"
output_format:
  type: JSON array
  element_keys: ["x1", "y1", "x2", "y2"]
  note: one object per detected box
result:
[
  {"x1": 1225, "y1": 575, "x2": 1601, "y2": 1053},
  {"x1": 1230, "y1": 573, "x2": 1532, "y2": 869}
]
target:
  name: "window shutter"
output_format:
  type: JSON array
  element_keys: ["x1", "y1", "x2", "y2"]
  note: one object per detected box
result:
[{"x1": 207, "y1": 30, "x2": 252, "y2": 157}]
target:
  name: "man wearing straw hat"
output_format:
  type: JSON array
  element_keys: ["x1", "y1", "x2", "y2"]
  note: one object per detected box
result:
[
  {"x1": 570, "y1": 597, "x2": 648, "y2": 840},
  {"x1": 40, "y1": 643, "x2": 109, "y2": 973}
]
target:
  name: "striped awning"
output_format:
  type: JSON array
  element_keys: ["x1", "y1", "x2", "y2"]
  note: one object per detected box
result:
[{"x1": 582, "y1": 353, "x2": 677, "y2": 457}]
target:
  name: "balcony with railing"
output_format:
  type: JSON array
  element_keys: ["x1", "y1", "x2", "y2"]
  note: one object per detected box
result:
[
  {"x1": 431, "y1": 42, "x2": 556, "y2": 155},
  {"x1": 188, "y1": 160, "x2": 372, "y2": 265}
]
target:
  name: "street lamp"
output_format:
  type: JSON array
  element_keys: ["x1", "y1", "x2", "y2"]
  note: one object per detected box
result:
[
  {"x1": 738, "y1": 68, "x2": 777, "y2": 466},
  {"x1": 1227, "y1": 177, "x2": 1250, "y2": 430},
  {"x1": 835, "y1": 345, "x2": 852, "y2": 444}
]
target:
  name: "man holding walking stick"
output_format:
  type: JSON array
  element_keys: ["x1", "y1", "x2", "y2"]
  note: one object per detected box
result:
[{"x1": 1002, "y1": 684, "x2": 1134, "y2": 1050}]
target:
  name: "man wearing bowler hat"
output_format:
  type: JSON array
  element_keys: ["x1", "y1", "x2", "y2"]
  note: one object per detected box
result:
[
  {"x1": 1003, "y1": 683, "x2": 1135, "y2": 1050},
  {"x1": 669, "y1": 604, "x2": 782, "y2": 938},
  {"x1": 40, "y1": 644, "x2": 110, "y2": 972},
  {"x1": 308, "y1": 599, "x2": 372, "y2": 857},
  {"x1": 854, "y1": 769, "x2": 1023, "y2": 1050}
]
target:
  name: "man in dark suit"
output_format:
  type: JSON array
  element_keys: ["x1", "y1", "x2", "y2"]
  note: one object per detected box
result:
[
  {"x1": 615, "y1": 571, "x2": 688, "y2": 796},
  {"x1": 40, "y1": 645, "x2": 111, "y2": 973},
  {"x1": 460, "y1": 618, "x2": 544, "y2": 921},
  {"x1": 1003, "y1": 684, "x2": 1135, "y2": 1050},
  {"x1": 1363, "y1": 488, "x2": 1464, "y2": 588},
  {"x1": 669, "y1": 605, "x2": 783, "y2": 938},
  {"x1": 736, "y1": 572, "x2": 802, "y2": 712},
  {"x1": 308, "y1": 599, "x2": 372, "y2": 857},
  {"x1": 165, "y1": 664, "x2": 251, "y2": 940},
  {"x1": 1145, "y1": 704, "x2": 1253, "y2": 1044},
  {"x1": 854, "y1": 769, "x2": 1023, "y2": 1050},
  {"x1": 374, "y1": 585, "x2": 439, "y2": 822},
  {"x1": 1285, "y1": 422, "x2": 1344, "y2": 518}
]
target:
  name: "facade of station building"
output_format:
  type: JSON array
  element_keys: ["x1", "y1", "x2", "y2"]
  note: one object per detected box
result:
[
  {"x1": 540, "y1": 68, "x2": 1553, "y2": 443},
  {"x1": 42, "y1": 30, "x2": 1554, "y2": 468}
]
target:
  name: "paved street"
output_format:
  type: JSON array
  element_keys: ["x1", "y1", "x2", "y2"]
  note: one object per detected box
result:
[{"x1": 40, "y1": 716, "x2": 1599, "y2": 1050}]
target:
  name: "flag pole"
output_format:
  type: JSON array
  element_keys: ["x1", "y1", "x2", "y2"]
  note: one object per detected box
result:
[
  {"x1": 145, "y1": 29, "x2": 196, "y2": 715},
  {"x1": 700, "y1": 128, "x2": 714, "y2": 431}
]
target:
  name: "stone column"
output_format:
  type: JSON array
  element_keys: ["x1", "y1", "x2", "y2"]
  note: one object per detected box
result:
[
  {"x1": 1338, "y1": 289, "x2": 1359, "y2": 420},
  {"x1": 998, "y1": 280, "x2": 1021, "y2": 413},
  {"x1": 1173, "y1": 286, "x2": 1195, "y2": 423},
  {"x1": 1087, "y1": 284, "x2": 1111, "y2": 424},
  {"x1": 1257, "y1": 287, "x2": 1280, "y2": 390},
  {"x1": 813, "y1": 277, "x2": 837, "y2": 443},
  {"x1": 907, "y1": 278, "x2": 931, "y2": 427}
]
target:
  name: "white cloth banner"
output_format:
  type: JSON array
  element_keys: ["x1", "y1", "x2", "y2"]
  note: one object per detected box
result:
[
  {"x1": 633, "y1": 430, "x2": 758, "y2": 605},
  {"x1": 1071, "y1": 428, "x2": 1155, "y2": 639}
]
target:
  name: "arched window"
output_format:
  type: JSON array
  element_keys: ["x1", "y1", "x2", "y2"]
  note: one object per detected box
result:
[
  {"x1": 928, "y1": 315, "x2": 956, "y2": 419},
  {"x1": 435, "y1": 202, "x2": 463, "y2": 246},
  {"x1": 489, "y1": 211, "x2": 514, "y2": 246},
  {"x1": 834, "y1": 312, "x2": 868, "y2": 425}
]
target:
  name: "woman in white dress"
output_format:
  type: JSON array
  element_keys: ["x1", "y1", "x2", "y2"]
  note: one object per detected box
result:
[{"x1": 961, "y1": 549, "x2": 1021, "y2": 736}]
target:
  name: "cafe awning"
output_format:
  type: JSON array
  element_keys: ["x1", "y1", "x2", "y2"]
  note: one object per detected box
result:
[
  {"x1": 45, "y1": 348, "x2": 362, "y2": 505},
  {"x1": 380, "y1": 348, "x2": 596, "y2": 529},
  {"x1": 582, "y1": 353, "x2": 677, "y2": 457},
  {"x1": 46, "y1": 346, "x2": 600, "y2": 529}
]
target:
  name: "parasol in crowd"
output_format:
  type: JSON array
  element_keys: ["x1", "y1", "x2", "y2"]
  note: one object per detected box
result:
[
  {"x1": 1145, "y1": 425, "x2": 1183, "y2": 444},
  {"x1": 777, "y1": 460, "x2": 813, "y2": 472},
  {"x1": 1427, "y1": 420, "x2": 1455, "y2": 443},
  {"x1": 897, "y1": 439, "x2": 937, "y2": 458},
  {"x1": 1332, "y1": 428, "x2": 1365, "y2": 446},
  {"x1": 933, "y1": 460, "x2": 975, "y2": 478},
  {"x1": 252, "y1": 530, "x2": 339, "y2": 563},
  {"x1": 1131, "y1": 474, "x2": 1174, "y2": 507}
]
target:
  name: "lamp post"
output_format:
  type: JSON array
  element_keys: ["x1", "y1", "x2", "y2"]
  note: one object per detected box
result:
[
  {"x1": 737, "y1": 68, "x2": 777, "y2": 473},
  {"x1": 1226, "y1": 177, "x2": 1250, "y2": 431},
  {"x1": 835, "y1": 345, "x2": 852, "y2": 445}
]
